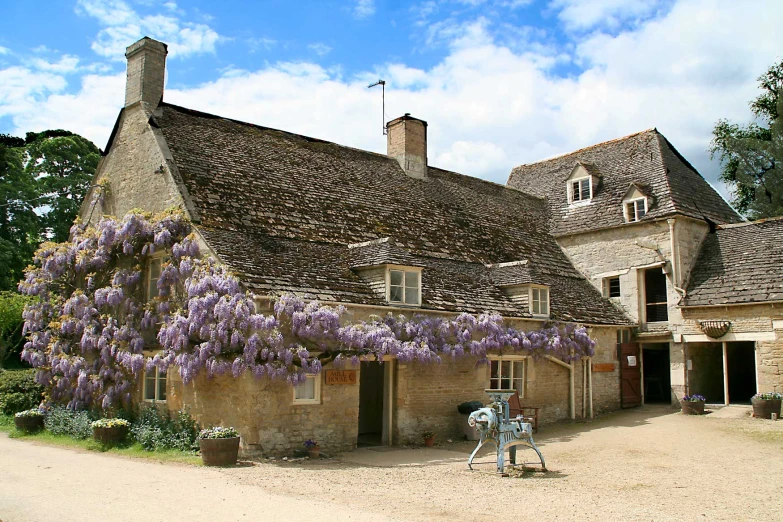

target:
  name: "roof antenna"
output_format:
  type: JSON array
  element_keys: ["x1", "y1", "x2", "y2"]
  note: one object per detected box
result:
[{"x1": 367, "y1": 79, "x2": 386, "y2": 135}]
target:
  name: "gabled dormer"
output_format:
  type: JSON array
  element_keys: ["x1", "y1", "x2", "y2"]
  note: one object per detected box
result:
[
  {"x1": 487, "y1": 260, "x2": 551, "y2": 319},
  {"x1": 622, "y1": 183, "x2": 649, "y2": 223},
  {"x1": 566, "y1": 162, "x2": 600, "y2": 206},
  {"x1": 348, "y1": 238, "x2": 424, "y2": 307}
]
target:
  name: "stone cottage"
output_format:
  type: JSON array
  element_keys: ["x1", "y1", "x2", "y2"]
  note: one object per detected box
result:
[
  {"x1": 508, "y1": 131, "x2": 783, "y2": 406},
  {"x1": 79, "y1": 36, "x2": 781, "y2": 456}
]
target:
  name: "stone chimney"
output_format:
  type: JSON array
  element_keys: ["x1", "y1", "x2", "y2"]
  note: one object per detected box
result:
[
  {"x1": 124, "y1": 37, "x2": 168, "y2": 108},
  {"x1": 386, "y1": 113, "x2": 428, "y2": 179}
]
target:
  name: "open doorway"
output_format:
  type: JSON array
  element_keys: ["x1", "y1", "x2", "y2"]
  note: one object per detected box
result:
[
  {"x1": 727, "y1": 342, "x2": 756, "y2": 404},
  {"x1": 642, "y1": 343, "x2": 671, "y2": 403},
  {"x1": 686, "y1": 343, "x2": 724, "y2": 403},
  {"x1": 358, "y1": 361, "x2": 384, "y2": 447}
]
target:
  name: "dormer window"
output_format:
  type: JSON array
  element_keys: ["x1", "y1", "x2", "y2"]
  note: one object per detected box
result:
[
  {"x1": 570, "y1": 177, "x2": 592, "y2": 203},
  {"x1": 530, "y1": 285, "x2": 549, "y2": 317},
  {"x1": 625, "y1": 198, "x2": 647, "y2": 222},
  {"x1": 387, "y1": 267, "x2": 421, "y2": 306}
]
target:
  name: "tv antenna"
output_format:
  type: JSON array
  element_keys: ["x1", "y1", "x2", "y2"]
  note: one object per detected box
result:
[{"x1": 368, "y1": 79, "x2": 386, "y2": 135}]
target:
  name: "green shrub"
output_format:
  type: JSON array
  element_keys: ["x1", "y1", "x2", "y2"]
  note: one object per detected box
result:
[
  {"x1": 131, "y1": 406, "x2": 200, "y2": 452},
  {"x1": 0, "y1": 369, "x2": 43, "y2": 415},
  {"x1": 44, "y1": 406, "x2": 96, "y2": 439}
]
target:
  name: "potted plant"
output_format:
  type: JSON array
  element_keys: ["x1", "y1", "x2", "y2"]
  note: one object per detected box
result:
[
  {"x1": 423, "y1": 430, "x2": 436, "y2": 447},
  {"x1": 91, "y1": 418, "x2": 131, "y2": 444},
  {"x1": 680, "y1": 394, "x2": 706, "y2": 415},
  {"x1": 198, "y1": 426, "x2": 240, "y2": 466},
  {"x1": 751, "y1": 392, "x2": 782, "y2": 419},
  {"x1": 14, "y1": 409, "x2": 45, "y2": 433},
  {"x1": 458, "y1": 401, "x2": 483, "y2": 441},
  {"x1": 304, "y1": 439, "x2": 320, "y2": 459}
]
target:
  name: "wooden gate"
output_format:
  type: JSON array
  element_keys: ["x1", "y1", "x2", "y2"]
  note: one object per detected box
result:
[{"x1": 619, "y1": 343, "x2": 642, "y2": 408}]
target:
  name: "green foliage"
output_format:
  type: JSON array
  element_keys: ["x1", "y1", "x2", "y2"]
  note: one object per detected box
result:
[
  {"x1": 0, "y1": 130, "x2": 100, "y2": 291},
  {"x1": 0, "y1": 291, "x2": 33, "y2": 367},
  {"x1": 44, "y1": 405, "x2": 96, "y2": 439},
  {"x1": 0, "y1": 369, "x2": 43, "y2": 414},
  {"x1": 711, "y1": 61, "x2": 783, "y2": 219},
  {"x1": 131, "y1": 406, "x2": 200, "y2": 452}
]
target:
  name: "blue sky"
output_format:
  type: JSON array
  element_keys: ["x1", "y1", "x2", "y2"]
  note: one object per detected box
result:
[{"x1": 1, "y1": 0, "x2": 782, "y2": 201}]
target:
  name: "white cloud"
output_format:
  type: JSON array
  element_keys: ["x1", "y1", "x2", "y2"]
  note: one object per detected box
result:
[
  {"x1": 29, "y1": 55, "x2": 81, "y2": 74},
  {"x1": 307, "y1": 43, "x2": 333, "y2": 57},
  {"x1": 76, "y1": 0, "x2": 222, "y2": 59},
  {"x1": 353, "y1": 0, "x2": 376, "y2": 19},
  {"x1": 550, "y1": 0, "x2": 669, "y2": 31},
  {"x1": 247, "y1": 37, "x2": 277, "y2": 53},
  {"x1": 3, "y1": 0, "x2": 782, "y2": 206},
  {"x1": 0, "y1": 46, "x2": 9, "y2": 55}
]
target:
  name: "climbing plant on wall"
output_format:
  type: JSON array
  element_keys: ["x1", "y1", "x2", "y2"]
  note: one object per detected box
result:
[{"x1": 19, "y1": 209, "x2": 595, "y2": 411}]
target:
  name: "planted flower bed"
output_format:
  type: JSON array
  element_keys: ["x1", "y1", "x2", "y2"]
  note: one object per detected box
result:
[
  {"x1": 681, "y1": 394, "x2": 706, "y2": 415},
  {"x1": 91, "y1": 418, "x2": 130, "y2": 444},
  {"x1": 14, "y1": 409, "x2": 45, "y2": 433},
  {"x1": 751, "y1": 392, "x2": 782, "y2": 419},
  {"x1": 199, "y1": 427, "x2": 240, "y2": 466}
]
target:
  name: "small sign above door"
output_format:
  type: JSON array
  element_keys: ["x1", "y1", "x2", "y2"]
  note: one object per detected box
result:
[
  {"x1": 325, "y1": 370, "x2": 357, "y2": 385},
  {"x1": 592, "y1": 363, "x2": 615, "y2": 373}
]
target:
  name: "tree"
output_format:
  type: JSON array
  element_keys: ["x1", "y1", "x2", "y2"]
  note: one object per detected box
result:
[
  {"x1": 24, "y1": 130, "x2": 101, "y2": 243},
  {"x1": 711, "y1": 61, "x2": 783, "y2": 219},
  {"x1": 19, "y1": 209, "x2": 595, "y2": 411},
  {"x1": 0, "y1": 134, "x2": 40, "y2": 291},
  {"x1": 0, "y1": 291, "x2": 33, "y2": 368}
]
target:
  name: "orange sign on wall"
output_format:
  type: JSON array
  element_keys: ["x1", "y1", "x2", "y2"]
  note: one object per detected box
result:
[
  {"x1": 325, "y1": 370, "x2": 357, "y2": 385},
  {"x1": 592, "y1": 363, "x2": 616, "y2": 373}
]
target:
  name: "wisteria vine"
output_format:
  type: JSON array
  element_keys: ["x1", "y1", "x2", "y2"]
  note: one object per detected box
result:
[{"x1": 19, "y1": 210, "x2": 595, "y2": 411}]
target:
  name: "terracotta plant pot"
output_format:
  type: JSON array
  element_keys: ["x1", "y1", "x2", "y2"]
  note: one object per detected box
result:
[
  {"x1": 14, "y1": 415, "x2": 44, "y2": 433},
  {"x1": 93, "y1": 425, "x2": 129, "y2": 444},
  {"x1": 681, "y1": 400, "x2": 705, "y2": 415},
  {"x1": 751, "y1": 398, "x2": 782, "y2": 419},
  {"x1": 199, "y1": 437, "x2": 240, "y2": 466},
  {"x1": 308, "y1": 447, "x2": 321, "y2": 459},
  {"x1": 424, "y1": 436, "x2": 435, "y2": 447}
]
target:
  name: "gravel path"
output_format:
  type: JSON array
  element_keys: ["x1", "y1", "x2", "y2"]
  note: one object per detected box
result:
[{"x1": 2, "y1": 405, "x2": 782, "y2": 521}]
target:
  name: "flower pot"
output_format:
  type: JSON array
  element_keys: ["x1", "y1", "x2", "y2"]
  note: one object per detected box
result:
[
  {"x1": 424, "y1": 436, "x2": 435, "y2": 447},
  {"x1": 461, "y1": 413, "x2": 480, "y2": 441},
  {"x1": 681, "y1": 400, "x2": 705, "y2": 415},
  {"x1": 308, "y1": 447, "x2": 321, "y2": 459},
  {"x1": 93, "y1": 425, "x2": 129, "y2": 444},
  {"x1": 199, "y1": 437, "x2": 240, "y2": 466},
  {"x1": 751, "y1": 398, "x2": 782, "y2": 419},
  {"x1": 14, "y1": 415, "x2": 44, "y2": 433}
]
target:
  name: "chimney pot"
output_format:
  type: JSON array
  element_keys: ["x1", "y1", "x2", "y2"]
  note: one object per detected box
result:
[
  {"x1": 386, "y1": 114, "x2": 428, "y2": 179},
  {"x1": 124, "y1": 37, "x2": 168, "y2": 108}
]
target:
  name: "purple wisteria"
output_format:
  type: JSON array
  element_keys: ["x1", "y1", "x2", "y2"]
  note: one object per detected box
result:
[{"x1": 19, "y1": 210, "x2": 595, "y2": 411}]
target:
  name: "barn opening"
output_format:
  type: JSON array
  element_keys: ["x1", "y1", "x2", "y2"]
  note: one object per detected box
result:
[
  {"x1": 358, "y1": 361, "x2": 385, "y2": 447},
  {"x1": 642, "y1": 343, "x2": 671, "y2": 403},
  {"x1": 726, "y1": 342, "x2": 756, "y2": 404}
]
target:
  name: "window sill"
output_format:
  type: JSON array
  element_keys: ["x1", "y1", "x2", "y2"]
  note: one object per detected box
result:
[
  {"x1": 567, "y1": 200, "x2": 592, "y2": 209},
  {"x1": 387, "y1": 301, "x2": 422, "y2": 308},
  {"x1": 292, "y1": 399, "x2": 321, "y2": 406}
]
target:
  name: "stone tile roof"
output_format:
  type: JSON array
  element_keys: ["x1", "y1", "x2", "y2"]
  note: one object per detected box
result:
[
  {"x1": 487, "y1": 261, "x2": 533, "y2": 287},
  {"x1": 347, "y1": 238, "x2": 423, "y2": 269},
  {"x1": 152, "y1": 103, "x2": 630, "y2": 324},
  {"x1": 507, "y1": 129, "x2": 741, "y2": 236},
  {"x1": 684, "y1": 218, "x2": 783, "y2": 306}
]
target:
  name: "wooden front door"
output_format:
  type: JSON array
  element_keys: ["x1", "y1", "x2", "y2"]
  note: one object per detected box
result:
[{"x1": 620, "y1": 343, "x2": 642, "y2": 408}]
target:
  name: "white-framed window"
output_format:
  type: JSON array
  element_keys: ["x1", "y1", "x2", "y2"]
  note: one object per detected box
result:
[
  {"x1": 293, "y1": 374, "x2": 321, "y2": 405},
  {"x1": 569, "y1": 177, "x2": 592, "y2": 203},
  {"x1": 387, "y1": 267, "x2": 421, "y2": 306},
  {"x1": 143, "y1": 367, "x2": 167, "y2": 403},
  {"x1": 604, "y1": 276, "x2": 621, "y2": 298},
  {"x1": 147, "y1": 257, "x2": 163, "y2": 299},
  {"x1": 530, "y1": 286, "x2": 549, "y2": 317},
  {"x1": 489, "y1": 356, "x2": 526, "y2": 398},
  {"x1": 624, "y1": 198, "x2": 647, "y2": 222}
]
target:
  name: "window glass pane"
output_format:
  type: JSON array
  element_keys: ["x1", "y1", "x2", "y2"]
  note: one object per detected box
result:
[
  {"x1": 404, "y1": 271, "x2": 418, "y2": 288},
  {"x1": 389, "y1": 285, "x2": 403, "y2": 302},
  {"x1": 157, "y1": 371, "x2": 166, "y2": 401},
  {"x1": 295, "y1": 377, "x2": 315, "y2": 400},
  {"x1": 144, "y1": 374, "x2": 156, "y2": 400},
  {"x1": 148, "y1": 259, "x2": 161, "y2": 298},
  {"x1": 572, "y1": 180, "x2": 580, "y2": 201},
  {"x1": 390, "y1": 270, "x2": 403, "y2": 286},
  {"x1": 609, "y1": 277, "x2": 621, "y2": 298},
  {"x1": 540, "y1": 289, "x2": 549, "y2": 315},
  {"x1": 636, "y1": 200, "x2": 646, "y2": 219},
  {"x1": 580, "y1": 178, "x2": 590, "y2": 199},
  {"x1": 404, "y1": 288, "x2": 418, "y2": 305},
  {"x1": 500, "y1": 361, "x2": 511, "y2": 389}
]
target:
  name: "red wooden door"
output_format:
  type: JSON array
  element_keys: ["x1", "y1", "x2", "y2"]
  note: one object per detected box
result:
[{"x1": 619, "y1": 343, "x2": 642, "y2": 408}]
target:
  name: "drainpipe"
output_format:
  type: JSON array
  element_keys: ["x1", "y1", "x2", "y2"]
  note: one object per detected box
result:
[
  {"x1": 582, "y1": 360, "x2": 587, "y2": 419},
  {"x1": 545, "y1": 355, "x2": 575, "y2": 419},
  {"x1": 588, "y1": 357, "x2": 594, "y2": 418}
]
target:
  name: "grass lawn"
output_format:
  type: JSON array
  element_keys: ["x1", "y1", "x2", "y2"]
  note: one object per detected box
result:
[{"x1": 0, "y1": 414, "x2": 202, "y2": 465}]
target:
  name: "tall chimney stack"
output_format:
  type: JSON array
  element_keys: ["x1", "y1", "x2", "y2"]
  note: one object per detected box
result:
[
  {"x1": 124, "y1": 37, "x2": 168, "y2": 108},
  {"x1": 386, "y1": 114, "x2": 428, "y2": 179}
]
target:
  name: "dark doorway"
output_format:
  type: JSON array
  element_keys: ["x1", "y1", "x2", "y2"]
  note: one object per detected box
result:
[
  {"x1": 727, "y1": 342, "x2": 756, "y2": 404},
  {"x1": 644, "y1": 268, "x2": 668, "y2": 322},
  {"x1": 642, "y1": 344, "x2": 671, "y2": 403},
  {"x1": 358, "y1": 361, "x2": 384, "y2": 446},
  {"x1": 687, "y1": 343, "x2": 724, "y2": 403},
  {"x1": 619, "y1": 343, "x2": 642, "y2": 408}
]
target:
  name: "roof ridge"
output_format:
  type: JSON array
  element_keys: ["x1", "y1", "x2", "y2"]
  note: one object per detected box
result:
[
  {"x1": 429, "y1": 166, "x2": 546, "y2": 201},
  {"x1": 717, "y1": 216, "x2": 783, "y2": 229},
  {"x1": 511, "y1": 128, "x2": 657, "y2": 170}
]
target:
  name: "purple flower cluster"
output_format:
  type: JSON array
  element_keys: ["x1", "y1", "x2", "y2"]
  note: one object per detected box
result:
[{"x1": 19, "y1": 209, "x2": 596, "y2": 413}]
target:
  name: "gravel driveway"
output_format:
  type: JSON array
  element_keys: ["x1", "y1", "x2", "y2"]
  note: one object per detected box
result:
[{"x1": 2, "y1": 405, "x2": 781, "y2": 521}]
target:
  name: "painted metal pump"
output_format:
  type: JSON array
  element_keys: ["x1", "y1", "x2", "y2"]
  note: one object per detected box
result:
[{"x1": 467, "y1": 389, "x2": 547, "y2": 474}]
